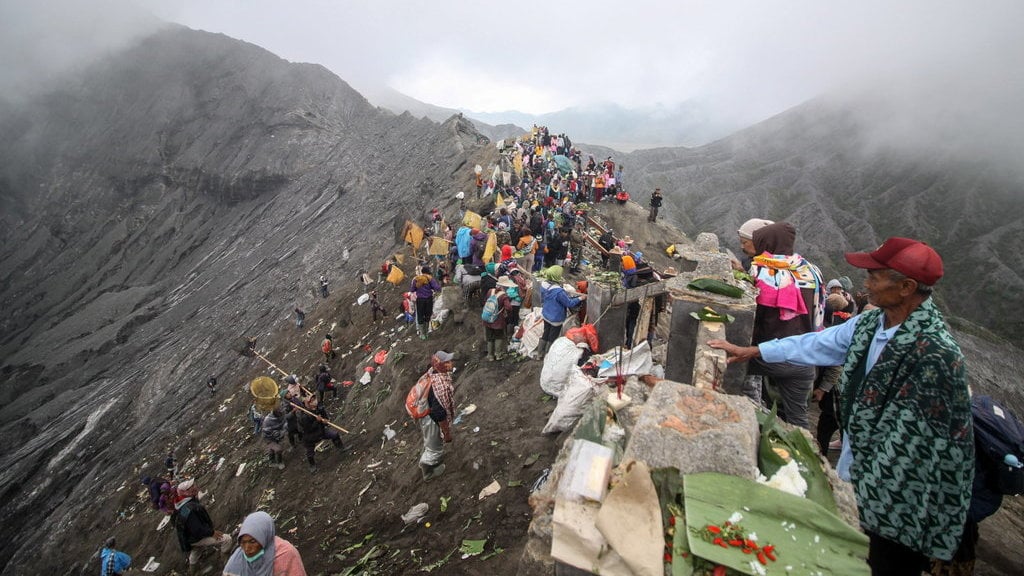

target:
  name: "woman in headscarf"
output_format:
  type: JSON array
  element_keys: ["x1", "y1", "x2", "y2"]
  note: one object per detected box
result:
[{"x1": 223, "y1": 511, "x2": 306, "y2": 576}]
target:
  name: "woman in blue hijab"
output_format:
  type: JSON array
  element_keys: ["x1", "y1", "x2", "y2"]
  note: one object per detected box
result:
[{"x1": 223, "y1": 511, "x2": 306, "y2": 576}]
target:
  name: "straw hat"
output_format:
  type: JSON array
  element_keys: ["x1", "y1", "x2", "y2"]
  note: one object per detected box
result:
[
  {"x1": 622, "y1": 235, "x2": 634, "y2": 245},
  {"x1": 496, "y1": 276, "x2": 516, "y2": 288}
]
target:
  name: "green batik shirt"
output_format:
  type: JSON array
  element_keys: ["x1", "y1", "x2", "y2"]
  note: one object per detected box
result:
[{"x1": 838, "y1": 298, "x2": 973, "y2": 560}]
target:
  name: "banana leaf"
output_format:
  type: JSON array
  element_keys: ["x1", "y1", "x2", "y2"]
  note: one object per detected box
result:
[
  {"x1": 756, "y1": 407, "x2": 837, "y2": 514},
  {"x1": 683, "y1": 473, "x2": 868, "y2": 575},
  {"x1": 650, "y1": 468, "x2": 694, "y2": 576}
]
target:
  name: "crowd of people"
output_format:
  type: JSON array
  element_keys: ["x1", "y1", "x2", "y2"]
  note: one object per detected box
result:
[{"x1": 116, "y1": 125, "x2": 995, "y2": 576}]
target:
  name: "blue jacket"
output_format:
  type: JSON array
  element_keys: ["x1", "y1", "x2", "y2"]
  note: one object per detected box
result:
[
  {"x1": 540, "y1": 281, "x2": 582, "y2": 324},
  {"x1": 100, "y1": 547, "x2": 131, "y2": 575},
  {"x1": 455, "y1": 227, "x2": 472, "y2": 259}
]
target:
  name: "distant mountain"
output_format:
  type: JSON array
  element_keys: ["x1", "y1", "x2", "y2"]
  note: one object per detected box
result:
[
  {"x1": 617, "y1": 96, "x2": 1024, "y2": 346},
  {"x1": 469, "y1": 101, "x2": 746, "y2": 150},
  {"x1": 358, "y1": 84, "x2": 526, "y2": 144}
]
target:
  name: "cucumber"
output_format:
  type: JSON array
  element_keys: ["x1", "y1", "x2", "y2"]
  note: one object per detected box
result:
[{"x1": 686, "y1": 277, "x2": 745, "y2": 298}]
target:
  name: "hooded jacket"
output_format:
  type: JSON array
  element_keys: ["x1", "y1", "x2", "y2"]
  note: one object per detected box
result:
[{"x1": 750, "y1": 222, "x2": 821, "y2": 342}]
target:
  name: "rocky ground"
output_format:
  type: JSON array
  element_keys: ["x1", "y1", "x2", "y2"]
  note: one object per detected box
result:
[{"x1": 48, "y1": 199, "x2": 1022, "y2": 576}]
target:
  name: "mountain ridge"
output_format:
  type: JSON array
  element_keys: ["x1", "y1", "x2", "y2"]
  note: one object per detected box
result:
[{"x1": 0, "y1": 24, "x2": 1021, "y2": 575}]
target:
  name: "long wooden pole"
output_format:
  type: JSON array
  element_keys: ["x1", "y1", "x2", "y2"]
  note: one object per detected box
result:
[
  {"x1": 251, "y1": 350, "x2": 314, "y2": 397},
  {"x1": 290, "y1": 402, "x2": 350, "y2": 434}
]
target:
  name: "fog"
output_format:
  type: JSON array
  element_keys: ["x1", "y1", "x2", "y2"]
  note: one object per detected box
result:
[{"x1": 2, "y1": 0, "x2": 1022, "y2": 164}]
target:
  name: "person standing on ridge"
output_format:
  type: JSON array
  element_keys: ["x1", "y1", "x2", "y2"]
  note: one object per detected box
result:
[
  {"x1": 319, "y1": 274, "x2": 329, "y2": 298},
  {"x1": 710, "y1": 237, "x2": 972, "y2": 575},
  {"x1": 648, "y1": 188, "x2": 663, "y2": 222}
]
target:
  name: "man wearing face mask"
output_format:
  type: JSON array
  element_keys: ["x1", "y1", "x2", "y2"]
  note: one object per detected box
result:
[{"x1": 223, "y1": 510, "x2": 306, "y2": 576}]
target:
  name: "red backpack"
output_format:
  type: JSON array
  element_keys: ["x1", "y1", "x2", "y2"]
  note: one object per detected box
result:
[{"x1": 405, "y1": 372, "x2": 433, "y2": 419}]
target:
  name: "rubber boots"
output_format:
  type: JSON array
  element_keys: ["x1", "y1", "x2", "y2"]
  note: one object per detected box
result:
[
  {"x1": 274, "y1": 452, "x2": 285, "y2": 470},
  {"x1": 423, "y1": 463, "x2": 446, "y2": 481},
  {"x1": 494, "y1": 339, "x2": 506, "y2": 361},
  {"x1": 537, "y1": 340, "x2": 550, "y2": 359},
  {"x1": 485, "y1": 340, "x2": 496, "y2": 361},
  {"x1": 419, "y1": 462, "x2": 446, "y2": 481}
]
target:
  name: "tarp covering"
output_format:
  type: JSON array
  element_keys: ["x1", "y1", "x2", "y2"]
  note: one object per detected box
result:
[{"x1": 553, "y1": 155, "x2": 574, "y2": 175}]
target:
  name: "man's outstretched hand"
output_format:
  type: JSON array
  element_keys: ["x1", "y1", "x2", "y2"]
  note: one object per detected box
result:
[{"x1": 707, "y1": 339, "x2": 761, "y2": 364}]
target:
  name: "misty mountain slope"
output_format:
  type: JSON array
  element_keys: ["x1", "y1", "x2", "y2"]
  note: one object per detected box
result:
[
  {"x1": 622, "y1": 98, "x2": 1024, "y2": 344},
  {"x1": 0, "y1": 24, "x2": 485, "y2": 571}
]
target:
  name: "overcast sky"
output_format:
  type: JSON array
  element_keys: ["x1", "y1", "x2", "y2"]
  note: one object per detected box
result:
[
  {"x1": 2, "y1": 0, "x2": 1022, "y2": 158},
  {"x1": 120, "y1": 1, "x2": 1022, "y2": 121}
]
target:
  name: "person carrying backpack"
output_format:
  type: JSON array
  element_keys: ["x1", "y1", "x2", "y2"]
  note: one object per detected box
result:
[
  {"x1": 261, "y1": 407, "x2": 287, "y2": 470},
  {"x1": 99, "y1": 537, "x2": 131, "y2": 576},
  {"x1": 482, "y1": 277, "x2": 515, "y2": 361},
  {"x1": 415, "y1": 351, "x2": 456, "y2": 481},
  {"x1": 321, "y1": 333, "x2": 335, "y2": 363}
]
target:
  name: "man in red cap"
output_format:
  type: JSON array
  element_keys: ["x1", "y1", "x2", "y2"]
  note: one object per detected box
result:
[{"x1": 710, "y1": 237, "x2": 972, "y2": 575}]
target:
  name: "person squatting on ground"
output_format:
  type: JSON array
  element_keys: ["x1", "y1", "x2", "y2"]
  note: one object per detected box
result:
[
  {"x1": 142, "y1": 475, "x2": 174, "y2": 514},
  {"x1": 538, "y1": 266, "x2": 586, "y2": 359},
  {"x1": 297, "y1": 395, "x2": 342, "y2": 473},
  {"x1": 482, "y1": 276, "x2": 515, "y2": 361},
  {"x1": 172, "y1": 480, "x2": 233, "y2": 569},
  {"x1": 710, "y1": 237, "x2": 972, "y2": 576},
  {"x1": 222, "y1": 510, "x2": 307, "y2": 576},
  {"x1": 261, "y1": 407, "x2": 287, "y2": 470},
  {"x1": 418, "y1": 350, "x2": 456, "y2": 481},
  {"x1": 99, "y1": 537, "x2": 131, "y2": 576},
  {"x1": 411, "y1": 267, "x2": 442, "y2": 339}
]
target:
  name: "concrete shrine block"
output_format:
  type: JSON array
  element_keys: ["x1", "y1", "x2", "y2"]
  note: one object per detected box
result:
[
  {"x1": 664, "y1": 286, "x2": 756, "y2": 394},
  {"x1": 622, "y1": 381, "x2": 759, "y2": 478},
  {"x1": 693, "y1": 232, "x2": 720, "y2": 253}
]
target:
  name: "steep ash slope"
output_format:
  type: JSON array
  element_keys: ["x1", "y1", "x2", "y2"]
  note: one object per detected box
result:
[
  {"x1": 0, "y1": 24, "x2": 484, "y2": 572},
  {"x1": 621, "y1": 98, "x2": 1024, "y2": 345}
]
